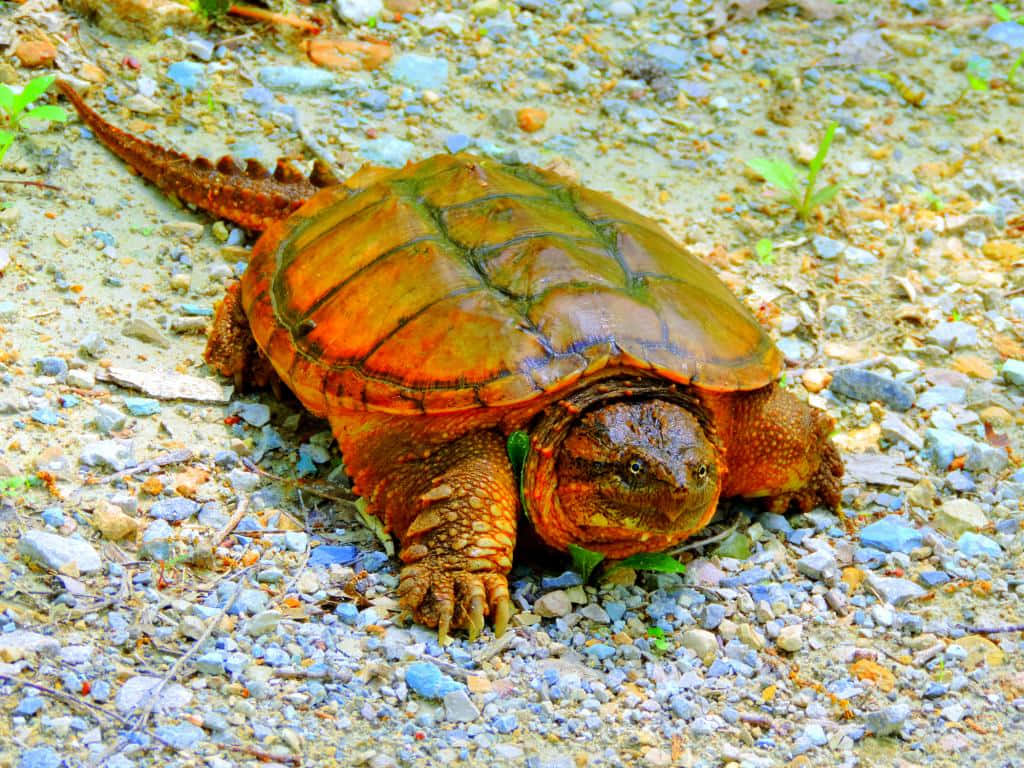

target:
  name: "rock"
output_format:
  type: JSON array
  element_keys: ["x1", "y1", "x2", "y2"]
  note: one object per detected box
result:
[
  {"x1": 15, "y1": 39, "x2": 58, "y2": 68},
  {"x1": 80, "y1": 439, "x2": 134, "y2": 472},
  {"x1": 865, "y1": 573, "x2": 926, "y2": 605},
  {"x1": 244, "y1": 610, "x2": 282, "y2": 637},
  {"x1": 859, "y1": 516, "x2": 922, "y2": 553},
  {"x1": 776, "y1": 624, "x2": 802, "y2": 652},
  {"x1": 166, "y1": 61, "x2": 206, "y2": 91},
  {"x1": 62, "y1": 0, "x2": 202, "y2": 37},
  {"x1": 964, "y1": 443, "x2": 1009, "y2": 474},
  {"x1": 957, "y1": 532, "x2": 1002, "y2": 558},
  {"x1": 17, "y1": 748, "x2": 62, "y2": 768},
  {"x1": 1002, "y1": 359, "x2": 1024, "y2": 388},
  {"x1": 259, "y1": 66, "x2": 337, "y2": 92},
  {"x1": 879, "y1": 413, "x2": 923, "y2": 449},
  {"x1": 139, "y1": 519, "x2": 174, "y2": 560},
  {"x1": 335, "y1": 0, "x2": 382, "y2": 24},
  {"x1": 579, "y1": 603, "x2": 610, "y2": 623},
  {"x1": 91, "y1": 501, "x2": 138, "y2": 540},
  {"x1": 927, "y1": 321, "x2": 978, "y2": 350},
  {"x1": 0, "y1": 630, "x2": 61, "y2": 662},
  {"x1": 801, "y1": 368, "x2": 832, "y2": 393},
  {"x1": 987, "y1": 20, "x2": 1024, "y2": 48},
  {"x1": 19, "y1": 531, "x2": 102, "y2": 574},
  {"x1": 924, "y1": 428, "x2": 975, "y2": 469},
  {"x1": 390, "y1": 54, "x2": 450, "y2": 90},
  {"x1": 797, "y1": 549, "x2": 836, "y2": 580},
  {"x1": 404, "y1": 662, "x2": 462, "y2": 699},
  {"x1": 534, "y1": 590, "x2": 572, "y2": 618},
  {"x1": 443, "y1": 689, "x2": 480, "y2": 722},
  {"x1": 680, "y1": 629, "x2": 717, "y2": 664},
  {"x1": 934, "y1": 499, "x2": 988, "y2": 537},
  {"x1": 607, "y1": 0, "x2": 636, "y2": 18},
  {"x1": 865, "y1": 703, "x2": 910, "y2": 736},
  {"x1": 115, "y1": 676, "x2": 191, "y2": 714},
  {"x1": 149, "y1": 497, "x2": 200, "y2": 522},
  {"x1": 830, "y1": 367, "x2": 914, "y2": 411},
  {"x1": 516, "y1": 107, "x2": 548, "y2": 132},
  {"x1": 361, "y1": 136, "x2": 415, "y2": 168},
  {"x1": 700, "y1": 603, "x2": 726, "y2": 630}
]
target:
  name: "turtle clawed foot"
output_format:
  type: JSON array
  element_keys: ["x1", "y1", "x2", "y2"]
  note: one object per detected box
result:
[
  {"x1": 769, "y1": 436, "x2": 844, "y2": 515},
  {"x1": 398, "y1": 563, "x2": 512, "y2": 644}
]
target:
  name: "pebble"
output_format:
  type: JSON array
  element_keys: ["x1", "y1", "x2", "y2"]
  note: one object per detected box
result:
[
  {"x1": 680, "y1": 629, "x2": 717, "y2": 664},
  {"x1": 924, "y1": 428, "x2": 976, "y2": 469},
  {"x1": 865, "y1": 703, "x2": 910, "y2": 736},
  {"x1": 149, "y1": 497, "x2": 199, "y2": 522},
  {"x1": 405, "y1": 662, "x2": 462, "y2": 699},
  {"x1": 534, "y1": 590, "x2": 572, "y2": 618},
  {"x1": 259, "y1": 66, "x2": 337, "y2": 92},
  {"x1": 865, "y1": 573, "x2": 926, "y2": 606},
  {"x1": 390, "y1": 54, "x2": 450, "y2": 91},
  {"x1": 18, "y1": 748, "x2": 62, "y2": 768},
  {"x1": 115, "y1": 676, "x2": 191, "y2": 715},
  {"x1": 775, "y1": 624, "x2": 802, "y2": 652},
  {"x1": 927, "y1": 321, "x2": 978, "y2": 350},
  {"x1": 139, "y1": 519, "x2": 174, "y2": 560},
  {"x1": 361, "y1": 136, "x2": 415, "y2": 167},
  {"x1": 19, "y1": 531, "x2": 102, "y2": 574},
  {"x1": 797, "y1": 549, "x2": 836, "y2": 580},
  {"x1": 443, "y1": 689, "x2": 480, "y2": 722},
  {"x1": 859, "y1": 516, "x2": 922, "y2": 553},
  {"x1": 880, "y1": 413, "x2": 923, "y2": 449},
  {"x1": 0, "y1": 630, "x2": 61, "y2": 662},
  {"x1": 1002, "y1": 359, "x2": 1024, "y2": 388},
  {"x1": 166, "y1": 61, "x2": 206, "y2": 91},
  {"x1": 830, "y1": 367, "x2": 914, "y2": 411},
  {"x1": 956, "y1": 532, "x2": 1002, "y2": 558},
  {"x1": 79, "y1": 439, "x2": 134, "y2": 471},
  {"x1": 335, "y1": 0, "x2": 382, "y2": 24},
  {"x1": 934, "y1": 499, "x2": 987, "y2": 537}
]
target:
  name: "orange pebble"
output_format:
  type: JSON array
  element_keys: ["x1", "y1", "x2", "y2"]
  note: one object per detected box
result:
[{"x1": 516, "y1": 107, "x2": 548, "y2": 133}]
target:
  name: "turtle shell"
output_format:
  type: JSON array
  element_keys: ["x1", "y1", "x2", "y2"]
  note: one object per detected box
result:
[{"x1": 239, "y1": 154, "x2": 782, "y2": 416}]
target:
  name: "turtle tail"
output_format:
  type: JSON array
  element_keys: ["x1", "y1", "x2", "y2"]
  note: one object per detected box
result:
[{"x1": 56, "y1": 80, "x2": 339, "y2": 232}]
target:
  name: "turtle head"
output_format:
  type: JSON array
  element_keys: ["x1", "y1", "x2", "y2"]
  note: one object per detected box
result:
[{"x1": 551, "y1": 400, "x2": 721, "y2": 556}]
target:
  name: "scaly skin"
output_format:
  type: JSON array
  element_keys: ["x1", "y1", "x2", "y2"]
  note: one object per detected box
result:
[{"x1": 56, "y1": 80, "x2": 336, "y2": 231}]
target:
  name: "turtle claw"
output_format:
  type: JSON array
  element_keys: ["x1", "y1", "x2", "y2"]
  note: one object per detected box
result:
[
  {"x1": 492, "y1": 597, "x2": 511, "y2": 638},
  {"x1": 397, "y1": 560, "x2": 512, "y2": 641}
]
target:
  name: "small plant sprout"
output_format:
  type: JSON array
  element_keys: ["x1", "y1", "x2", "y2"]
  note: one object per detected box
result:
[
  {"x1": 746, "y1": 120, "x2": 842, "y2": 222},
  {"x1": 992, "y1": 3, "x2": 1024, "y2": 84},
  {"x1": 755, "y1": 237, "x2": 774, "y2": 265},
  {"x1": 0, "y1": 74, "x2": 68, "y2": 165}
]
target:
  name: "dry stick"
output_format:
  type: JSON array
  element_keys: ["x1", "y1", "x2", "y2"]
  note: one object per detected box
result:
[
  {"x1": 103, "y1": 449, "x2": 194, "y2": 484},
  {"x1": 0, "y1": 178, "x2": 62, "y2": 191},
  {"x1": 241, "y1": 457, "x2": 358, "y2": 503},
  {"x1": 0, "y1": 674, "x2": 130, "y2": 728},
  {"x1": 227, "y1": 744, "x2": 302, "y2": 765},
  {"x1": 131, "y1": 567, "x2": 252, "y2": 732},
  {"x1": 227, "y1": 3, "x2": 321, "y2": 33},
  {"x1": 668, "y1": 520, "x2": 740, "y2": 556},
  {"x1": 212, "y1": 494, "x2": 250, "y2": 549},
  {"x1": 960, "y1": 624, "x2": 1024, "y2": 635}
]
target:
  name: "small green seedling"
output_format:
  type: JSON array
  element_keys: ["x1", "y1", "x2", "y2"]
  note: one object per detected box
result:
[
  {"x1": 0, "y1": 74, "x2": 68, "y2": 165},
  {"x1": 746, "y1": 121, "x2": 841, "y2": 222},
  {"x1": 189, "y1": 0, "x2": 230, "y2": 18},
  {"x1": 966, "y1": 57, "x2": 993, "y2": 92},
  {"x1": 992, "y1": 4, "x2": 1024, "y2": 84},
  {"x1": 0, "y1": 475, "x2": 40, "y2": 496},
  {"x1": 647, "y1": 626, "x2": 669, "y2": 653},
  {"x1": 755, "y1": 237, "x2": 774, "y2": 265}
]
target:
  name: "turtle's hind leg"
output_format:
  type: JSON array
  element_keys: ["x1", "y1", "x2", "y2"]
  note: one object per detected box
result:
[{"x1": 204, "y1": 282, "x2": 278, "y2": 391}]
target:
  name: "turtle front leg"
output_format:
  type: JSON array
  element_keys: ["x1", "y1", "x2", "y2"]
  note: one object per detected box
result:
[
  {"x1": 712, "y1": 385, "x2": 843, "y2": 513},
  {"x1": 372, "y1": 431, "x2": 518, "y2": 643}
]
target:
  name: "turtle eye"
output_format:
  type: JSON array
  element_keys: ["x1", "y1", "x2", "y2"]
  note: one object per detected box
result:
[
  {"x1": 696, "y1": 464, "x2": 708, "y2": 480},
  {"x1": 628, "y1": 459, "x2": 644, "y2": 475}
]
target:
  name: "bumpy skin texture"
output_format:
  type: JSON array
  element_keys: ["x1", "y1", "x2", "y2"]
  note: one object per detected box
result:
[{"x1": 61, "y1": 88, "x2": 844, "y2": 640}]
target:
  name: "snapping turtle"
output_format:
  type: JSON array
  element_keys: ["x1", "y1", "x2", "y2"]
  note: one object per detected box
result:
[{"x1": 59, "y1": 82, "x2": 843, "y2": 641}]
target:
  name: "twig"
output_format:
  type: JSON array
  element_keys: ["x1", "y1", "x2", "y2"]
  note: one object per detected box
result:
[
  {"x1": 102, "y1": 449, "x2": 194, "y2": 483},
  {"x1": 281, "y1": 545, "x2": 312, "y2": 598},
  {"x1": 132, "y1": 567, "x2": 251, "y2": 732},
  {"x1": 227, "y1": 744, "x2": 302, "y2": 765},
  {"x1": 212, "y1": 494, "x2": 250, "y2": 549},
  {"x1": 241, "y1": 457, "x2": 358, "y2": 503},
  {"x1": 0, "y1": 178, "x2": 62, "y2": 191},
  {"x1": 0, "y1": 674, "x2": 130, "y2": 727},
  {"x1": 959, "y1": 624, "x2": 1024, "y2": 635},
  {"x1": 738, "y1": 712, "x2": 775, "y2": 730},
  {"x1": 668, "y1": 520, "x2": 740, "y2": 555},
  {"x1": 227, "y1": 3, "x2": 321, "y2": 33}
]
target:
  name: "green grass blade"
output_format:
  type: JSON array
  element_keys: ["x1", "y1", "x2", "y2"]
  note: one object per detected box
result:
[
  {"x1": 807, "y1": 121, "x2": 838, "y2": 185},
  {"x1": 991, "y1": 3, "x2": 1012, "y2": 21},
  {"x1": 807, "y1": 183, "x2": 842, "y2": 210},
  {"x1": 0, "y1": 85, "x2": 14, "y2": 117},
  {"x1": 22, "y1": 105, "x2": 67, "y2": 124},
  {"x1": 12, "y1": 74, "x2": 55, "y2": 118},
  {"x1": 746, "y1": 157, "x2": 800, "y2": 196}
]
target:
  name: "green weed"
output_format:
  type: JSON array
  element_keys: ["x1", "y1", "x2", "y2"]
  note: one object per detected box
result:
[
  {"x1": 569, "y1": 543, "x2": 686, "y2": 584},
  {"x1": 746, "y1": 121, "x2": 841, "y2": 222},
  {"x1": 647, "y1": 626, "x2": 670, "y2": 653},
  {"x1": 0, "y1": 74, "x2": 68, "y2": 165},
  {"x1": 755, "y1": 237, "x2": 775, "y2": 265},
  {"x1": 189, "y1": 0, "x2": 230, "y2": 18},
  {"x1": 0, "y1": 474, "x2": 40, "y2": 496}
]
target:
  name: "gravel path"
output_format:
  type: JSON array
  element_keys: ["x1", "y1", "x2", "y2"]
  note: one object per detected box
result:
[{"x1": 0, "y1": 1, "x2": 1022, "y2": 766}]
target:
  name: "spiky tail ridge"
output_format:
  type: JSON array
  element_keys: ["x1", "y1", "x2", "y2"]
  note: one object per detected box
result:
[{"x1": 57, "y1": 80, "x2": 339, "y2": 231}]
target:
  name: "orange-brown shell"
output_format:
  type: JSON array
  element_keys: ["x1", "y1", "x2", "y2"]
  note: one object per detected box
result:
[{"x1": 240, "y1": 153, "x2": 782, "y2": 416}]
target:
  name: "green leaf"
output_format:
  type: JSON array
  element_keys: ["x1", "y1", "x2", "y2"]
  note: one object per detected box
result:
[
  {"x1": 967, "y1": 73, "x2": 990, "y2": 92},
  {"x1": 0, "y1": 131, "x2": 12, "y2": 164},
  {"x1": 991, "y1": 3, "x2": 1012, "y2": 21},
  {"x1": 0, "y1": 85, "x2": 14, "y2": 117},
  {"x1": 568, "y1": 543, "x2": 605, "y2": 584},
  {"x1": 12, "y1": 74, "x2": 55, "y2": 119},
  {"x1": 755, "y1": 237, "x2": 774, "y2": 265},
  {"x1": 613, "y1": 552, "x2": 686, "y2": 574},
  {"x1": 713, "y1": 531, "x2": 751, "y2": 560},
  {"x1": 647, "y1": 626, "x2": 665, "y2": 639},
  {"x1": 746, "y1": 157, "x2": 800, "y2": 196},
  {"x1": 806, "y1": 183, "x2": 841, "y2": 211},
  {"x1": 21, "y1": 105, "x2": 67, "y2": 124},
  {"x1": 506, "y1": 431, "x2": 529, "y2": 483},
  {"x1": 807, "y1": 121, "x2": 837, "y2": 183}
]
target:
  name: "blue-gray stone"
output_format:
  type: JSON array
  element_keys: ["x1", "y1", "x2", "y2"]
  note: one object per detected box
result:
[
  {"x1": 14, "y1": 695, "x2": 45, "y2": 716},
  {"x1": 923, "y1": 682, "x2": 948, "y2": 698},
  {"x1": 282, "y1": 531, "x2": 308, "y2": 552},
  {"x1": 866, "y1": 573, "x2": 926, "y2": 605},
  {"x1": 19, "y1": 530, "x2": 102, "y2": 573},
  {"x1": 258, "y1": 66, "x2": 336, "y2": 92},
  {"x1": 35, "y1": 357, "x2": 68, "y2": 377},
  {"x1": 230, "y1": 401, "x2": 270, "y2": 427},
  {"x1": 1002, "y1": 359, "x2": 1024, "y2": 388},
  {"x1": 919, "y1": 570, "x2": 950, "y2": 587},
  {"x1": 335, "y1": 603, "x2": 359, "y2": 624},
  {"x1": 915, "y1": 386, "x2": 965, "y2": 410},
  {"x1": 987, "y1": 21, "x2": 1024, "y2": 48},
  {"x1": 957, "y1": 531, "x2": 1002, "y2": 558},
  {"x1": 830, "y1": 367, "x2": 914, "y2": 411},
  {"x1": 360, "y1": 89, "x2": 389, "y2": 111},
  {"x1": 758, "y1": 512, "x2": 793, "y2": 533},
  {"x1": 946, "y1": 470, "x2": 975, "y2": 492},
  {"x1": 149, "y1": 497, "x2": 199, "y2": 522},
  {"x1": 196, "y1": 651, "x2": 226, "y2": 676},
  {"x1": 198, "y1": 502, "x2": 228, "y2": 528},
  {"x1": 140, "y1": 519, "x2": 173, "y2": 560},
  {"x1": 405, "y1": 662, "x2": 462, "y2": 699},
  {"x1": 30, "y1": 408, "x2": 60, "y2": 425},
  {"x1": 154, "y1": 723, "x2": 204, "y2": 749},
  {"x1": 93, "y1": 404, "x2": 127, "y2": 434},
  {"x1": 445, "y1": 133, "x2": 472, "y2": 153},
  {"x1": 585, "y1": 643, "x2": 616, "y2": 660},
  {"x1": 859, "y1": 516, "x2": 922, "y2": 553},
  {"x1": 231, "y1": 589, "x2": 270, "y2": 616},
  {"x1": 80, "y1": 439, "x2": 134, "y2": 471},
  {"x1": 309, "y1": 545, "x2": 358, "y2": 567},
  {"x1": 167, "y1": 61, "x2": 206, "y2": 91},
  {"x1": 965, "y1": 442, "x2": 1009, "y2": 474},
  {"x1": 925, "y1": 428, "x2": 975, "y2": 470},
  {"x1": 18, "y1": 748, "x2": 61, "y2": 768},
  {"x1": 541, "y1": 571, "x2": 583, "y2": 590},
  {"x1": 123, "y1": 397, "x2": 160, "y2": 416},
  {"x1": 645, "y1": 43, "x2": 691, "y2": 71},
  {"x1": 41, "y1": 507, "x2": 64, "y2": 527},
  {"x1": 701, "y1": 603, "x2": 726, "y2": 630},
  {"x1": 604, "y1": 601, "x2": 626, "y2": 621},
  {"x1": 360, "y1": 551, "x2": 389, "y2": 572},
  {"x1": 361, "y1": 136, "x2": 415, "y2": 168},
  {"x1": 812, "y1": 236, "x2": 843, "y2": 260},
  {"x1": 391, "y1": 54, "x2": 449, "y2": 90},
  {"x1": 864, "y1": 703, "x2": 909, "y2": 736},
  {"x1": 227, "y1": 469, "x2": 261, "y2": 492},
  {"x1": 493, "y1": 713, "x2": 518, "y2": 733},
  {"x1": 927, "y1": 321, "x2": 977, "y2": 350}
]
